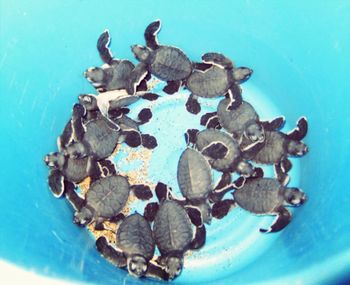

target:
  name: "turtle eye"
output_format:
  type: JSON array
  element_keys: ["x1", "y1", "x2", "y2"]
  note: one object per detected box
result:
[
  {"x1": 142, "y1": 264, "x2": 147, "y2": 273},
  {"x1": 176, "y1": 267, "x2": 181, "y2": 276},
  {"x1": 130, "y1": 262, "x2": 136, "y2": 271}
]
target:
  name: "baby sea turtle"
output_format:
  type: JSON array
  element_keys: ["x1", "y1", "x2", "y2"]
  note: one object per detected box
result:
[
  {"x1": 130, "y1": 20, "x2": 192, "y2": 95},
  {"x1": 95, "y1": 213, "x2": 167, "y2": 279},
  {"x1": 191, "y1": 129, "x2": 255, "y2": 176},
  {"x1": 244, "y1": 117, "x2": 309, "y2": 184},
  {"x1": 184, "y1": 52, "x2": 252, "y2": 114},
  {"x1": 44, "y1": 151, "x2": 110, "y2": 198},
  {"x1": 84, "y1": 30, "x2": 148, "y2": 94},
  {"x1": 213, "y1": 177, "x2": 307, "y2": 233},
  {"x1": 151, "y1": 200, "x2": 205, "y2": 280}
]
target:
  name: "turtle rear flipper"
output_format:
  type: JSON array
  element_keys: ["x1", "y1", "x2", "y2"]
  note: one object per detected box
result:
[
  {"x1": 141, "y1": 92, "x2": 160, "y2": 101},
  {"x1": 141, "y1": 134, "x2": 158, "y2": 149},
  {"x1": 211, "y1": 199, "x2": 236, "y2": 219},
  {"x1": 163, "y1": 80, "x2": 181, "y2": 94},
  {"x1": 144, "y1": 20, "x2": 161, "y2": 50},
  {"x1": 287, "y1": 117, "x2": 308, "y2": 140},
  {"x1": 97, "y1": 30, "x2": 114, "y2": 65},
  {"x1": 130, "y1": 184, "x2": 153, "y2": 200},
  {"x1": 138, "y1": 108, "x2": 152, "y2": 125},
  {"x1": 260, "y1": 207, "x2": 291, "y2": 233},
  {"x1": 48, "y1": 170, "x2": 65, "y2": 198},
  {"x1": 144, "y1": 202, "x2": 159, "y2": 222},
  {"x1": 189, "y1": 225, "x2": 206, "y2": 250},
  {"x1": 184, "y1": 128, "x2": 199, "y2": 146},
  {"x1": 201, "y1": 52, "x2": 233, "y2": 69},
  {"x1": 123, "y1": 130, "x2": 142, "y2": 148},
  {"x1": 185, "y1": 94, "x2": 201, "y2": 114},
  {"x1": 96, "y1": 236, "x2": 127, "y2": 267}
]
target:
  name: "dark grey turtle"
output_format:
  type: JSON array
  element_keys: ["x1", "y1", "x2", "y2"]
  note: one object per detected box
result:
[
  {"x1": 152, "y1": 200, "x2": 205, "y2": 280},
  {"x1": 95, "y1": 214, "x2": 167, "y2": 279},
  {"x1": 84, "y1": 30, "x2": 148, "y2": 94},
  {"x1": 244, "y1": 117, "x2": 309, "y2": 184},
  {"x1": 213, "y1": 177, "x2": 307, "y2": 233},
  {"x1": 184, "y1": 52, "x2": 253, "y2": 114},
  {"x1": 70, "y1": 175, "x2": 130, "y2": 228},
  {"x1": 194, "y1": 129, "x2": 255, "y2": 176},
  {"x1": 130, "y1": 20, "x2": 193, "y2": 95},
  {"x1": 43, "y1": 151, "x2": 111, "y2": 198}
]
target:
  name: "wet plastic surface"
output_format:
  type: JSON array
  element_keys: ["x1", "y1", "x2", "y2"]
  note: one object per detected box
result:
[{"x1": 1, "y1": 1, "x2": 350, "y2": 284}]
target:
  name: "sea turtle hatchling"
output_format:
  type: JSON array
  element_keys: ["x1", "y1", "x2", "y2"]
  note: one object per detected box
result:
[
  {"x1": 243, "y1": 117, "x2": 309, "y2": 184},
  {"x1": 212, "y1": 177, "x2": 307, "y2": 233},
  {"x1": 130, "y1": 20, "x2": 193, "y2": 96},
  {"x1": 84, "y1": 30, "x2": 149, "y2": 94},
  {"x1": 184, "y1": 52, "x2": 253, "y2": 114},
  {"x1": 95, "y1": 213, "x2": 167, "y2": 279}
]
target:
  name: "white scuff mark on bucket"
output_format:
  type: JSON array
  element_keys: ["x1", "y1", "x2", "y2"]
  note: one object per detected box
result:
[
  {"x1": 0, "y1": 52, "x2": 7, "y2": 69},
  {"x1": 51, "y1": 230, "x2": 63, "y2": 244},
  {"x1": 39, "y1": 104, "x2": 48, "y2": 126},
  {"x1": 19, "y1": 80, "x2": 30, "y2": 106}
]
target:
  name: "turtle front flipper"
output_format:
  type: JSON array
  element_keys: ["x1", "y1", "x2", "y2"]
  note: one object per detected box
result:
[
  {"x1": 184, "y1": 128, "x2": 199, "y2": 146},
  {"x1": 123, "y1": 130, "x2": 142, "y2": 148},
  {"x1": 143, "y1": 202, "x2": 159, "y2": 222},
  {"x1": 200, "y1": 112, "x2": 221, "y2": 129},
  {"x1": 189, "y1": 225, "x2": 206, "y2": 250},
  {"x1": 97, "y1": 30, "x2": 114, "y2": 65},
  {"x1": 146, "y1": 262, "x2": 169, "y2": 281},
  {"x1": 130, "y1": 184, "x2": 153, "y2": 200},
  {"x1": 65, "y1": 182, "x2": 85, "y2": 211},
  {"x1": 211, "y1": 199, "x2": 236, "y2": 219},
  {"x1": 137, "y1": 108, "x2": 152, "y2": 125},
  {"x1": 57, "y1": 120, "x2": 73, "y2": 151},
  {"x1": 201, "y1": 52, "x2": 233, "y2": 69},
  {"x1": 141, "y1": 134, "x2": 158, "y2": 149},
  {"x1": 141, "y1": 92, "x2": 160, "y2": 101},
  {"x1": 260, "y1": 206, "x2": 292, "y2": 233},
  {"x1": 96, "y1": 236, "x2": 127, "y2": 267},
  {"x1": 71, "y1": 103, "x2": 86, "y2": 142},
  {"x1": 48, "y1": 169, "x2": 65, "y2": 198},
  {"x1": 287, "y1": 116, "x2": 308, "y2": 141},
  {"x1": 185, "y1": 206, "x2": 203, "y2": 227},
  {"x1": 226, "y1": 84, "x2": 243, "y2": 110},
  {"x1": 185, "y1": 94, "x2": 201, "y2": 114},
  {"x1": 261, "y1": 116, "x2": 286, "y2": 131},
  {"x1": 144, "y1": 20, "x2": 161, "y2": 50},
  {"x1": 163, "y1": 80, "x2": 181, "y2": 95},
  {"x1": 126, "y1": 63, "x2": 148, "y2": 95},
  {"x1": 201, "y1": 141, "x2": 228, "y2": 160}
]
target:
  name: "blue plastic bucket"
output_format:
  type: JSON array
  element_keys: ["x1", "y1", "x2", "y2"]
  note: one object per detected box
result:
[{"x1": 1, "y1": 1, "x2": 350, "y2": 284}]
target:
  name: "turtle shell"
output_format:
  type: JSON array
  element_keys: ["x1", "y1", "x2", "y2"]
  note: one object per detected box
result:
[
  {"x1": 62, "y1": 156, "x2": 89, "y2": 183},
  {"x1": 117, "y1": 213, "x2": 155, "y2": 260},
  {"x1": 149, "y1": 46, "x2": 192, "y2": 81},
  {"x1": 252, "y1": 131, "x2": 286, "y2": 164},
  {"x1": 217, "y1": 99, "x2": 259, "y2": 138},
  {"x1": 177, "y1": 148, "x2": 212, "y2": 200},
  {"x1": 153, "y1": 200, "x2": 193, "y2": 255},
  {"x1": 196, "y1": 129, "x2": 241, "y2": 172},
  {"x1": 106, "y1": 60, "x2": 135, "y2": 91},
  {"x1": 234, "y1": 178, "x2": 284, "y2": 214},
  {"x1": 83, "y1": 118, "x2": 120, "y2": 159},
  {"x1": 86, "y1": 175, "x2": 129, "y2": 219},
  {"x1": 186, "y1": 66, "x2": 231, "y2": 98}
]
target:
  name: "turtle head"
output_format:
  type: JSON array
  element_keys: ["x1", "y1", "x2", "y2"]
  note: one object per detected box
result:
[
  {"x1": 245, "y1": 122, "x2": 265, "y2": 143},
  {"x1": 165, "y1": 255, "x2": 183, "y2": 280},
  {"x1": 131, "y1": 45, "x2": 150, "y2": 62},
  {"x1": 197, "y1": 202, "x2": 212, "y2": 225},
  {"x1": 73, "y1": 207, "x2": 93, "y2": 226},
  {"x1": 236, "y1": 161, "x2": 254, "y2": 177},
  {"x1": 287, "y1": 140, "x2": 308, "y2": 157},
  {"x1": 127, "y1": 255, "x2": 148, "y2": 278},
  {"x1": 44, "y1": 152, "x2": 65, "y2": 170},
  {"x1": 284, "y1": 188, "x2": 307, "y2": 206},
  {"x1": 83, "y1": 67, "x2": 105, "y2": 86},
  {"x1": 78, "y1": 94, "x2": 98, "y2": 111}
]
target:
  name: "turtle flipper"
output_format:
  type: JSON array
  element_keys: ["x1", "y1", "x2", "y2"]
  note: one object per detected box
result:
[
  {"x1": 48, "y1": 170, "x2": 65, "y2": 198},
  {"x1": 200, "y1": 112, "x2": 221, "y2": 129},
  {"x1": 163, "y1": 80, "x2": 181, "y2": 94},
  {"x1": 274, "y1": 159, "x2": 291, "y2": 186},
  {"x1": 227, "y1": 84, "x2": 243, "y2": 110},
  {"x1": 96, "y1": 236, "x2": 127, "y2": 267},
  {"x1": 146, "y1": 262, "x2": 169, "y2": 281},
  {"x1": 65, "y1": 182, "x2": 85, "y2": 211},
  {"x1": 136, "y1": 79, "x2": 148, "y2": 91},
  {"x1": 201, "y1": 142, "x2": 228, "y2": 160},
  {"x1": 155, "y1": 182, "x2": 172, "y2": 202},
  {"x1": 190, "y1": 225, "x2": 206, "y2": 250},
  {"x1": 261, "y1": 116, "x2": 286, "y2": 131},
  {"x1": 123, "y1": 130, "x2": 142, "y2": 148},
  {"x1": 233, "y1": 67, "x2": 253, "y2": 83},
  {"x1": 131, "y1": 184, "x2": 153, "y2": 200},
  {"x1": 57, "y1": 121, "x2": 73, "y2": 151},
  {"x1": 185, "y1": 94, "x2": 201, "y2": 114},
  {"x1": 98, "y1": 159, "x2": 116, "y2": 177},
  {"x1": 144, "y1": 202, "x2": 159, "y2": 222},
  {"x1": 211, "y1": 199, "x2": 236, "y2": 219},
  {"x1": 144, "y1": 20, "x2": 161, "y2": 50},
  {"x1": 192, "y1": 62, "x2": 212, "y2": 71},
  {"x1": 287, "y1": 117, "x2": 308, "y2": 141},
  {"x1": 71, "y1": 103, "x2": 86, "y2": 142},
  {"x1": 185, "y1": 206, "x2": 203, "y2": 227},
  {"x1": 141, "y1": 92, "x2": 160, "y2": 101},
  {"x1": 201, "y1": 52, "x2": 233, "y2": 69},
  {"x1": 260, "y1": 207, "x2": 291, "y2": 233},
  {"x1": 141, "y1": 134, "x2": 158, "y2": 149},
  {"x1": 138, "y1": 108, "x2": 152, "y2": 125},
  {"x1": 97, "y1": 30, "x2": 114, "y2": 65},
  {"x1": 184, "y1": 128, "x2": 199, "y2": 146},
  {"x1": 126, "y1": 63, "x2": 148, "y2": 95}
]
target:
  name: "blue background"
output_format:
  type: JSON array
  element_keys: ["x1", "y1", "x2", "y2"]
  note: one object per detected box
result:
[{"x1": 1, "y1": 0, "x2": 350, "y2": 284}]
